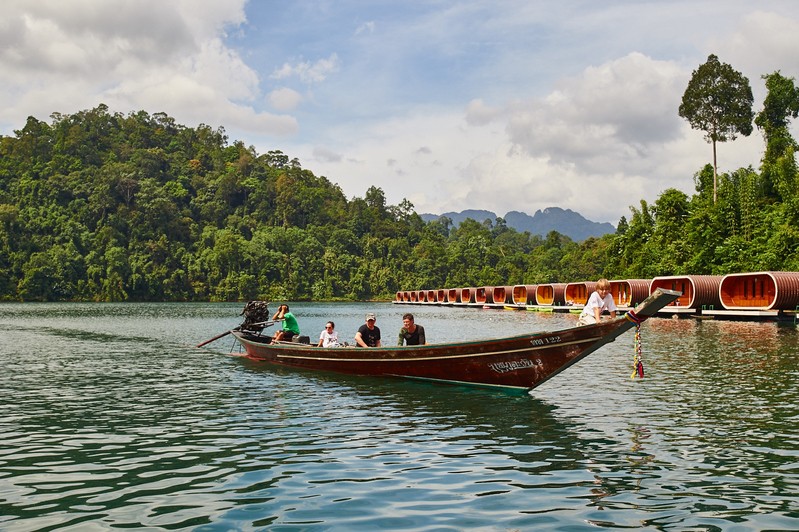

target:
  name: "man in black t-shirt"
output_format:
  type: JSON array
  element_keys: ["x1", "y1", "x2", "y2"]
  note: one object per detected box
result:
[
  {"x1": 398, "y1": 313, "x2": 426, "y2": 346},
  {"x1": 355, "y1": 313, "x2": 381, "y2": 347}
]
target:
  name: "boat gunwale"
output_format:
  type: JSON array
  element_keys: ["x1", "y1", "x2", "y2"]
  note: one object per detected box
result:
[
  {"x1": 233, "y1": 333, "x2": 605, "y2": 363},
  {"x1": 232, "y1": 325, "x2": 599, "y2": 353}
]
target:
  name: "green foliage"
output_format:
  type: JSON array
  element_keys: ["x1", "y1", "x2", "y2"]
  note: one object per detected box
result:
[
  {"x1": 1, "y1": 88, "x2": 798, "y2": 302},
  {"x1": 755, "y1": 71, "x2": 799, "y2": 205}
]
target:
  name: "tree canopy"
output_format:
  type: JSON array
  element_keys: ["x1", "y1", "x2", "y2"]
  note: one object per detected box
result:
[{"x1": 679, "y1": 54, "x2": 755, "y2": 203}]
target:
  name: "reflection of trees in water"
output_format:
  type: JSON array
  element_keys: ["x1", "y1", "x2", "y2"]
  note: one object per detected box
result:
[
  {"x1": 538, "y1": 317, "x2": 799, "y2": 518},
  {"x1": 655, "y1": 319, "x2": 797, "y2": 443},
  {"x1": 607, "y1": 317, "x2": 799, "y2": 517},
  {"x1": 576, "y1": 422, "x2": 658, "y2": 512},
  {"x1": 646, "y1": 318, "x2": 799, "y2": 386}
]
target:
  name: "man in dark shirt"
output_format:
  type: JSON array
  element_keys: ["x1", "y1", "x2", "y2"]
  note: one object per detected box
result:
[
  {"x1": 355, "y1": 313, "x2": 381, "y2": 347},
  {"x1": 398, "y1": 313, "x2": 426, "y2": 346}
]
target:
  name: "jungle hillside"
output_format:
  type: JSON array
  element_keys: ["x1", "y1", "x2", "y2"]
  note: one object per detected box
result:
[{"x1": 1, "y1": 64, "x2": 797, "y2": 302}]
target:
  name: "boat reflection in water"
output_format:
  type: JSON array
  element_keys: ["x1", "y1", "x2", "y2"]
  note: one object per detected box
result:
[{"x1": 235, "y1": 356, "x2": 595, "y2": 475}]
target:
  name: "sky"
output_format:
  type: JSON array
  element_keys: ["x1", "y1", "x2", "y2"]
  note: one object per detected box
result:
[{"x1": 2, "y1": 1, "x2": 799, "y2": 224}]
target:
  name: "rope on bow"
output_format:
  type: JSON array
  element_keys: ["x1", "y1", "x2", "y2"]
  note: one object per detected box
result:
[{"x1": 625, "y1": 310, "x2": 644, "y2": 379}]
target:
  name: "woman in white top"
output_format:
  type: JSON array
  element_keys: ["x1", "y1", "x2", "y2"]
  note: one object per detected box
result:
[
  {"x1": 318, "y1": 321, "x2": 339, "y2": 347},
  {"x1": 578, "y1": 279, "x2": 618, "y2": 325}
]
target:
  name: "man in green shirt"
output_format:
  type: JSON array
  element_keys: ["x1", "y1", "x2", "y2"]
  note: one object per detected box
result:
[{"x1": 272, "y1": 304, "x2": 300, "y2": 342}]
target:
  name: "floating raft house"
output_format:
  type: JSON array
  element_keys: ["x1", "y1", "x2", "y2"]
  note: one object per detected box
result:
[
  {"x1": 649, "y1": 275, "x2": 723, "y2": 311},
  {"x1": 564, "y1": 281, "x2": 596, "y2": 306},
  {"x1": 460, "y1": 287, "x2": 476, "y2": 304},
  {"x1": 512, "y1": 284, "x2": 537, "y2": 305},
  {"x1": 394, "y1": 272, "x2": 799, "y2": 321},
  {"x1": 610, "y1": 279, "x2": 650, "y2": 308},
  {"x1": 474, "y1": 286, "x2": 495, "y2": 305},
  {"x1": 719, "y1": 271, "x2": 799, "y2": 310},
  {"x1": 535, "y1": 283, "x2": 567, "y2": 306},
  {"x1": 446, "y1": 288, "x2": 459, "y2": 304}
]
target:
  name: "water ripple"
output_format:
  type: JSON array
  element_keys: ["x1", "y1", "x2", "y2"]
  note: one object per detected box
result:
[{"x1": 1, "y1": 304, "x2": 798, "y2": 530}]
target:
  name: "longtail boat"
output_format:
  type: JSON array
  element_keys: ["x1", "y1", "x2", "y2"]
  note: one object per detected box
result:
[{"x1": 219, "y1": 289, "x2": 680, "y2": 394}]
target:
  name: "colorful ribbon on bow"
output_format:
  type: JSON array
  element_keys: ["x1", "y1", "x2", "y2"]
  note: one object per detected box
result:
[
  {"x1": 624, "y1": 310, "x2": 645, "y2": 379},
  {"x1": 630, "y1": 319, "x2": 644, "y2": 379}
]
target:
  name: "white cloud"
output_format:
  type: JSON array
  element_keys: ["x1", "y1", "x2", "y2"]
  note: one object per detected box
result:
[
  {"x1": 297, "y1": 46, "x2": 777, "y2": 223},
  {"x1": 270, "y1": 54, "x2": 341, "y2": 84},
  {"x1": 355, "y1": 21, "x2": 376, "y2": 35},
  {"x1": 710, "y1": 10, "x2": 799, "y2": 94},
  {"x1": 506, "y1": 53, "x2": 687, "y2": 170},
  {"x1": 312, "y1": 146, "x2": 342, "y2": 163},
  {"x1": 0, "y1": 0, "x2": 296, "y2": 137},
  {"x1": 268, "y1": 87, "x2": 304, "y2": 111},
  {"x1": 465, "y1": 99, "x2": 503, "y2": 126}
]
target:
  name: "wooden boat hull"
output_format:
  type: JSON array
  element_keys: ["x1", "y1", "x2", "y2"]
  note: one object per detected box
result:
[{"x1": 231, "y1": 289, "x2": 680, "y2": 393}]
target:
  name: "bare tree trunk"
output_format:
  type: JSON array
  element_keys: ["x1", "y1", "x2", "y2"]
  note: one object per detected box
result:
[{"x1": 712, "y1": 139, "x2": 718, "y2": 203}]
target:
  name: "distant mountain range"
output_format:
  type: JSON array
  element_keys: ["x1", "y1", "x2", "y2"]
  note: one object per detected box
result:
[{"x1": 420, "y1": 207, "x2": 616, "y2": 241}]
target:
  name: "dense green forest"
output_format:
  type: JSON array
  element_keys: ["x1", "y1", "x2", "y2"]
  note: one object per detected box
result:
[{"x1": 0, "y1": 65, "x2": 797, "y2": 302}]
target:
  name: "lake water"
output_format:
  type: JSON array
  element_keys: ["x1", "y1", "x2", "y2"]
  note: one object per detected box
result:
[{"x1": 1, "y1": 302, "x2": 798, "y2": 531}]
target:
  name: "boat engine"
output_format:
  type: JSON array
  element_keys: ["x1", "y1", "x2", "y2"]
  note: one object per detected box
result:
[{"x1": 238, "y1": 300, "x2": 271, "y2": 333}]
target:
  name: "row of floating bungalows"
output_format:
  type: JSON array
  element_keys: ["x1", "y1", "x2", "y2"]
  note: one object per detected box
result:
[{"x1": 394, "y1": 272, "x2": 799, "y2": 320}]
